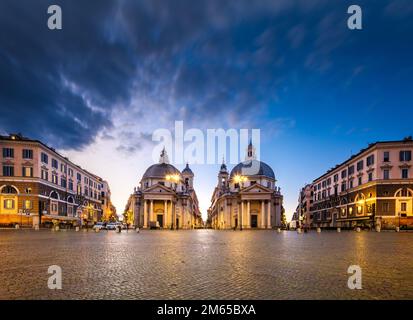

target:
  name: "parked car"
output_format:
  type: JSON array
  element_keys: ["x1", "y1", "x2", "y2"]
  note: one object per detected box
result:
[
  {"x1": 107, "y1": 222, "x2": 120, "y2": 230},
  {"x1": 92, "y1": 222, "x2": 106, "y2": 230}
]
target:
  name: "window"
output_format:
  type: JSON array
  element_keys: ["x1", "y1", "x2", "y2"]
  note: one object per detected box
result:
[
  {"x1": 61, "y1": 177, "x2": 67, "y2": 188},
  {"x1": 341, "y1": 170, "x2": 347, "y2": 179},
  {"x1": 2, "y1": 148, "x2": 14, "y2": 158},
  {"x1": 341, "y1": 182, "x2": 346, "y2": 192},
  {"x1": 68, "y1": 180, "x2": 73, "y2": 191},
  {"x1": 368, "y1": 172, "x2": 373, "y2": 182},
  {"x1": 383, "y1": 152, "x2": 390, "y2": 162},
  {"x1": 23, "y1": 200, "x2": 32, "y2": 209},
  {"x1": 77, "y1": 185, "x2": 82, "y2": 194},
  {"x1": 400, "y1": 150, "x2": 412, "y2": 162},
  {"x1": 357, "y1": 160, "x2": 364, "y2": 171},
  {"x1": 52, "y1": 174, "x2": 58, "y2": 184},
  {"x1": 22, "y1": 166, "x2": 33, "y2": 177},
  {"x1": 68, "y1": 168, "x2": 73, "y2": 176},
  {"x1": 327, "y1": 178, "x2": 331, "y2": 186},
  {"x1": 348, "y1": 165, "x2": 355, "y2": 175},
  {"x1": 383, "y1": 202, "x2": 389, "y2": 213},
  {"x1": 4, "y1": 199, "x2": 15, "y2": 209},
  {"x1": 41, "y1": 152, "x2": 48, "y2": 164},
  {"x1": 383, "y1": 169, "x2": 390, "y2": 180},
  {"x1": 333, "y1": 174, "x2": 339, "y2": 183},
  {"x1": 402, "y1": 168, "x2": 409, "y2": 179},
  {"x1": 22, "y1": 149, "x2": 33, "y2": 159},
  {"x1": 3, "y1": 165, "x2": 14, "y2": 176},
  {"x1": 358, "y1": 176, "x2": 363, "y2": 186},
  {"x1": 77, "y1": 173, "x2": 81, "y2": 181},
  {"x1": 41, "y1": 169, "x2": 48, "y2": 181},
  {"x1": 334, "y1": 186, "x2": 338, "y2": 195},
  {"x1": 366, "y1": 155, "x2": 375, "y2": 167},
  {"x1": 52, "y1": 159, "x2": 58, "y2": 169},
  {"x1": 349, "y1": 180, "x2": 354, "y2": 189},
  {"x1": 401, "y1": 202, "x2": 407, "y2": 212}
]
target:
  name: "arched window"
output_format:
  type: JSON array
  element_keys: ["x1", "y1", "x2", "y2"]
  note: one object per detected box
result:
[
  {"x1": 67, "y1": 196, "x2": 74, "y2": 204},
  {"x1": 50, "y1": 191, "x2": 59, "y2": 199},
  {"x1": 1, "y1": 185, "x2": 18, "y2": 194},
  {"x1": 395, "y1": 188, "x2": 413, "y2": 198}
]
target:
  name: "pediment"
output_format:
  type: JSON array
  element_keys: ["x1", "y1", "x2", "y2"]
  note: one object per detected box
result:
[
  {"x1": 240, "y1": 184, "x2": 272, "y2": 194},
  {"x1": 143, "y1": 183, "x2": 175, "y2": 194}
]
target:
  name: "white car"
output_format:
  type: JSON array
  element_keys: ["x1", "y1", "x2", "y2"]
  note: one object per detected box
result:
[
  {"x1": 92, "y1": 222, "x2": 106, "y2": 230},
  {"x1": 106, "y1": 223, "x2": 120, "y2": 230}
]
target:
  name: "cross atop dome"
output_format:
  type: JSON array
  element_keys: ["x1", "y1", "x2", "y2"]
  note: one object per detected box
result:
[{"x1": 159, "y1": 147, "x2": 169, "y2": 164}]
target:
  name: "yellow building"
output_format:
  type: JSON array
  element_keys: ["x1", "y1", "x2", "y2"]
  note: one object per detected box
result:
[{"x1": 124, "y1": 149, "x2": 202, "y2": 229}]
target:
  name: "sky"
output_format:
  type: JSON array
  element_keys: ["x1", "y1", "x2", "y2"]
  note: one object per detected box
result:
[{"x1": 1, "y1": 0, "x2": 413, "y2": 221}]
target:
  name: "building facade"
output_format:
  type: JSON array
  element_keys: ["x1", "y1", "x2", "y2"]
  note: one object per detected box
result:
[
  {"x1": 293, "y1": 184, "x2": 313, "y2": 229},
  {"x1": 124, "y1": 149, "x2": 202, "y2": 229},
  {"x1": 0, "y1": 133, "x2": 113, "y2": 227},
  {"x1": 308, "y1": 137, "x2": 413, "y2": 229},
  {"x1": 208, "y1": 143, "x2": 283, "y2": 230}
]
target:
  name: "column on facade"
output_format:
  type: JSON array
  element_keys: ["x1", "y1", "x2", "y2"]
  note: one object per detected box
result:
[
  {"x1": 247, "y1": 200, "x2": 251, "y2": 228},
  {"x1": 267, "y1": 201, "x2": 271, "y2": 228},
  {"x1": 261, "y1": 200, "x2": 265, "y2": 228},
  {"x1": 143, "y1": 200, "x2": 148, "y2": 228},
  {"x1": 150, "y1": 200, "x2": 154, "y2": 223},
  {"x1": 164, "y1": 200, "x2": 168, "y2": 229},
  {"x1": 241, "y1": 201, "x2": 244, "y2": 229}
]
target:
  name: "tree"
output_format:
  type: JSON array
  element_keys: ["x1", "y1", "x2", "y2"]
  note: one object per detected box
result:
[{"x1": 281, "y1": 207, "x2": 287, "y2": 229}]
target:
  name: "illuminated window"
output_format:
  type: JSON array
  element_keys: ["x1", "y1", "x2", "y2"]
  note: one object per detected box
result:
[
  {"x1": 22, "y1": 166, "x2": 33, "y2": 177},
  {"x1": 357, "y1": 206, "x2": 362, "y2": 214},
  {"x1": 52, "y1": 174, "x2": 58, "y2": 184},
  {"x1": 23, "y1": 200, "x2": 32, "y2": 209},
  {"x1": 401, "y1": 202, "x2": 407, "y2": 212},
  {"x1": 4, "y1": 199, "x2": 14, "y2": 209}
]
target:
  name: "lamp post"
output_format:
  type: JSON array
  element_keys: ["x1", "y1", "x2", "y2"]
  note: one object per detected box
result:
[{"x1": 166, "y1": 174, "x2": 180, "y2": 230}]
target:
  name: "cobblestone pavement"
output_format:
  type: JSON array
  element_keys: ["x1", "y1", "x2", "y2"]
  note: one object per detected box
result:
[{"x1": 0, "y1": 229, "x2": 412, "y2": 300}]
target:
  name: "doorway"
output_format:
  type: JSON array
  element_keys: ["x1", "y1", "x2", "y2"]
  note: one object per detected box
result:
[
  {"x1": 157, "y1": 214, "x2": 164, "y2": 228},
  {"x1": 251, "y1": 215, "x2": 258, "y2": 228}
]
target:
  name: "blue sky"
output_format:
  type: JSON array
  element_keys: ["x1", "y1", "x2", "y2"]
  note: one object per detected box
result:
[{"x1": 1, "y1": 0, "x2": 413, "y2": 219}]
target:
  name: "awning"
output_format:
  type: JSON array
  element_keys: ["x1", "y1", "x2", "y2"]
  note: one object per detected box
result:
[{"x1": 42, "y1": 215, "x2": 80, "y2": 221}]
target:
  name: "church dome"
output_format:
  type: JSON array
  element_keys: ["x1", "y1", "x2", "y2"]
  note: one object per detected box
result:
[
  {"x1": 142, "y1": 163, "x2": 181, "y2": 179},
  {"x1": 182, "y1": 163, "x2": 194, "y2": 175},
  {"x1": 230, "y1": 160, "x2": 275, "y2": 180}
]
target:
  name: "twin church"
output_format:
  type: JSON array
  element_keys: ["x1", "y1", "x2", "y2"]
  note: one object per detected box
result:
[{"x1": 124, "y1": 143, "x2": 284, "y2": 229}]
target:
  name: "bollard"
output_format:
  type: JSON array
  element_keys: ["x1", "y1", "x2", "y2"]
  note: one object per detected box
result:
[
  {"x1": 116, "y1": 226, "x2": 121, "y2": 233},
  {"x1": 95, "y1": 228, "x2": 100, "y2": 233},
  {"x1": 15, "y1": 224, "x2": 20, "y2": 230},
  {"x1": 136, "y1": 227, "x2": 140, "y2": 233},
  {"x1": 75, "y1": 226, "x2": 80, "y2": 232},
  {"x1": 277, "y1": 228, "x2": 281, "y2": 233},
  {"x1": 316, "y1": 227, "x2": 321, "y2": 233},
  {"x1": 55, "y1": 226, "x2": 59, "y2": 232},
  {"x1": 356, "y1": 227, "x2": 361, "y2": 233},
  {"x1": 375, "y1": 226, "x2": 381, "y2": 233},
  {"x1": 34, "y1": 225, "x2": 39, "y2": 231},
  {"x1": 337, "y1": 227, "x2": 341, "y2": 233},
  {"x1": 396, "y1": 227, "x2": 400, "y2": 232},
  {"x1": 297, "y1": 228, "x2": 302, "y2": 234}
]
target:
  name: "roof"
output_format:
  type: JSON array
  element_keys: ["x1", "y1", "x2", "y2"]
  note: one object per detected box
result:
[
  {"x1": 142, "y1": 163, "x2": 181, "y2": 179},
  {"x1": 230, "y1": 159, "x2": 275, "y2": 179}
]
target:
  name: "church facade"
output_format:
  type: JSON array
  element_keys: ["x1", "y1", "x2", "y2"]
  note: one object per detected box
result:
[
  {"x1": 124, "y1": 149, "x2": 202, "y2": 229},
  {"x1": 208, "y1": 143, "x2": 283, "y2": 229}
]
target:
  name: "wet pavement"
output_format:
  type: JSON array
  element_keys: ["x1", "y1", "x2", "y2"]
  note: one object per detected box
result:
[{"x1": 0, "y1": 229, "x2": 412, "y2": 300}]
